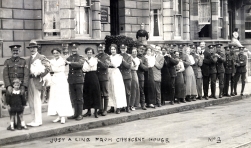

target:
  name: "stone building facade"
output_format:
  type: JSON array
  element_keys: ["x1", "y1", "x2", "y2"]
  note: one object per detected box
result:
[{"x1": 0, "y1": 0, "x2": 251, "y2": 80}]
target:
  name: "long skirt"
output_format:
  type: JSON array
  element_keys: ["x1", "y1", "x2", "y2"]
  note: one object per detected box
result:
[
  {"x1": 175, "y1": 72, "x2": 185, "y2": 99},
  {"x1": 48, "y1": 72, "x2": 73, "y2": 117},
  {"x1": 130, "y1": 70, "x2": 140, "y2": 107},
  {"x1": 144, "y1": 68, "x2": 156, "y2": 104},
  {"x1": 108, "y1": 68, "x2": 127, "y2": 109},
  {"x1": 83, "y1": 71, "x2": 102, "y2": 109},
  {"x1": 185, "y1": 66, "x2": 198, "y2": 96}
]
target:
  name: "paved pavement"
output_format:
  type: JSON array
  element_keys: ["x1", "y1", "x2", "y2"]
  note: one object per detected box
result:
[
  {"x1": 2, "y1": 97, "x2": 251, "y2": 148},
  {"x1": 0, "y1": 83, "x2": 250, "y2": 146}
]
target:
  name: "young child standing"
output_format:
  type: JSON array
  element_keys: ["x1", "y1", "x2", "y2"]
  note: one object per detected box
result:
[{"x1": 6, "y1": 78, "x2": 28, "y2": 131}]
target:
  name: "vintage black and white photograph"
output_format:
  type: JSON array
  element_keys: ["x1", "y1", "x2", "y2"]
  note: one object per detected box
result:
[{"x1": 0, "y1": 0, "x2": 251, "y2": 147}]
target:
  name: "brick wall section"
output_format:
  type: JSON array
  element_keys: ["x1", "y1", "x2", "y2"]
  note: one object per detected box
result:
[
  {"x1": 183, "y1": 0, "x2": 190, "y2": 40},
  {"x1": 101, "y1": 0, "x2": 110, "y2": 39},
  {"x1": 119, "y1": 0, "x2": 149, "y2": 39},
  {"x1": 211, "y1": 1, "x2": 218, "y2": 39},
  {"x1": 163, "y1": 0, "x2": 173, "y2": 40},
  {"x1": 222, "y1": 0, "x2": 228, "y2": 39},
  {"x1": 0, "y1": 0, "x2": 42, "y2": 57},
  {"x1": 92, "y1": 0, "x2": 101, "y2": 39},
  {"x1": 190, "y1": 0, "x2": 199, "y2": 40},
  {"x1": 59, "y1": 0, "x2": 75, "y2": 39}
]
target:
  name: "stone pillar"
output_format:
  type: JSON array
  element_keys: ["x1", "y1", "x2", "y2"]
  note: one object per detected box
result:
[
  {"x1": 222, "y1": 0, "x2": 228, "y2": 39},
  {"x1": 183, "y1": 0, "x2": 190, "y2": 40},
  {"x1": 211, "y1": 0, "x2": 219, "y2": 39},
  {"x1": 59, "y1": 0, "x2": 75, "y2": 39},
  {"x1": 92, "y1": 0, "x2": 101, "y2": 39},
  {"x1": 190, "y1": 0, "x2": 199, "y2": 40},
  {"x1": 163, "y1": 0, "x2": 173, "y2": 40}
]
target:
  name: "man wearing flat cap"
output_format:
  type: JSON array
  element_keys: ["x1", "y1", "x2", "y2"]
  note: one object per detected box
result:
[
  {"x1": 3, "y1": 45, "x2": 29, "y2": 130},
  {"x1": 223, "y1": 46, "x2": 235, "y2": 96},
  {"x1": 119, "y1": 44, "x2": 132, "y2": 113},
  {"x1": 66, "y1": 43, "x2": 85, "y2": 120},
  {"x1": 95, "y1": 43, "x2": 111, "y2": 116},
  {"x1": 26, "y1": 41, "x2": 50, "y2": 127},
  {"x1": 214, "y1": 44, "x2": 226, "y2": 98},
  {"x1": 233, "y1": 47, "x2": 247, "y2": 96}
]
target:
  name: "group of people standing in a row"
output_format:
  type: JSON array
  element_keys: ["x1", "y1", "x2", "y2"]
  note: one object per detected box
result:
[{"x1": 3, "y1": 40, "x2": 247, "y2": 131}]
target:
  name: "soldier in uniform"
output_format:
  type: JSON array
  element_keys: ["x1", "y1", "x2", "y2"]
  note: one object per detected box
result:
[
  {"x1": 3, "y1": 45, "x2": 29, "y2": 130},
  {"x1": 223, "y1": 46, "x2": 235, "y2": 97},
  {"x1": 66, "y1": 43, "x2": 85, "y2": 121},
  {"x1": 96, "y1": 43, "x2": 111, "y2": 116},
  {"x1": 229, "y1": 45, "x2": 237, "y2": 96},
  {"x1": 208, "y1": 45, "x2": 218, "y2": 99},
  {"x1": 215, "y1": 44, "x2": 226, "y2": 98},
  {"x1": 137, "y1": 45, "x2": 148, "y2": 110},
  {"x1": 234, "y1": 47, "x2": 247, "y2": 96},
  {"x1": 119, "y1": 44, "x2": 132, "y2": 113}
]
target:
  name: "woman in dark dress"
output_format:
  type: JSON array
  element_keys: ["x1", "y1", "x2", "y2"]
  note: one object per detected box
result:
[
  {"x1": 144, "y1": 46, "x2": 156, "y2": 108},
  {"x1": 82, "y1": 47, "x2": 102, "y2": 118},
  {"x1": 174, "y1": 51, "x2": 186, "y2": 103}
]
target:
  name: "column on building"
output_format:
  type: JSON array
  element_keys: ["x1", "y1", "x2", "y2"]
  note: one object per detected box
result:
[
  {"x1": 59, "y1": 0, "x2": 75, "y2": 39},
  {"x1": 101, "y1": 0, "x2": 111, "y2": 39},
  {"x1": 190, "y1": 0, "x2": 199, "y2": 40},
  {"x1": 222, "y1": 0, "x2": 229, "y2": 39},
  {"x1": 163, "y1": 0, "x2": 173, "y2": 40},
  {"x1": 183, "y1": 0, "x2": 190, "y2": 40},
  {"x1": 92, "y1": 0, "x2": 101, "y2": 39},
  {"x1": 211, "y1": 0, "x2": 219, "y2": 39}
]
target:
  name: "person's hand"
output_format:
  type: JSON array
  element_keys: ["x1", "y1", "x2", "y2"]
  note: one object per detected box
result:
[
  {"x1": 232, "y1": 73, "x2": 235, "y2": 77},
  {"x1": 7, "y1": 86, "x2": 13, "y2": 94},
  {"x1": 20, "y1": 86, "x2": 25, "y2": 95},
  {"x1": 139, "y1": 59, "x2": 142, "y2": 63},
  {"x1": 166, "y1": 54, "x2": 171, "y2": 58},
  {"x1": 65, "y1": 60, "x2": 71, "y2": 65},
  {"x1": 7, "y1": 105, "x2": 10, "y2": 111}
]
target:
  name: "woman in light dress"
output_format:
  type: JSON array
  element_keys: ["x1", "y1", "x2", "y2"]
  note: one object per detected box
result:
[
  {"x1": 82, "y1": 47, "x2": 102, "y2": 118},
  {"x1": 184, "y1": 47, "x2": 198, "y2": 102},
  {"x1": 107, "y1": 44, "x2": 127, "y2": 114},
  {"x1": 130, "y1": 47, "x2": 140, "y2": 110},
  {"x1": 144, "y1": 46, "x2": 156, "y2": 108},
  {"x1": 47, "y1": 48, "x2": 73, "y2": 124}
]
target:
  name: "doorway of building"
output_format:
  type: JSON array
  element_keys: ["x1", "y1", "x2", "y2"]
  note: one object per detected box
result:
[{"x1": 110, "y1": 0, "x2": 119, "y2": 35}]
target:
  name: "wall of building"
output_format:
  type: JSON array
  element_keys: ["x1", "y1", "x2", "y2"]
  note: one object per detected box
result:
[{"x1": 0, "y1": 0, "x2": 43, "y2": 58}]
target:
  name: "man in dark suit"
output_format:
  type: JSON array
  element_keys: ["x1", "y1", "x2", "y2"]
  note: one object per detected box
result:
[
  {"x1": 164, "y1": 44, "x2": 179, "y2": 105},
  {"x1": 234, "y1": 47, "x2": 247, "y2": 96},
  {"x1": 201, "y1": 42, "x2": 214, "y2": 100},
  {"x1": 137, "y1": 45, "x2": 148, "y2": 110},
  {"x1": 66, "y1": 43, "x2": 85, "y2": 121},
  {"x1": 119, "y1": 44, "x2": 132, "y2": 113},
  {"x1": 96, "y1": 43, "x2": 111, "y2": 115},
  {"x1": 215, "y1": 44, "x2": 226, "y2": 98},
  {"x1": 3, "y1": 45, "x2": 29, "y2": 130},
  {"x1": 223, "y1": 46, "x2": 235, "y2": 97}
]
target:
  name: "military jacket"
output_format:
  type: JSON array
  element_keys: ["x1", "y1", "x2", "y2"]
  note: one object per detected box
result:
[
  {"x1": 3, "y1": 57, "x2": 29, "y2": 88},
  {"x1": 66, "y1": 54, "x2": 84, "y2": 84},
  {"x1": 96, "y1": 53, "x2": 110, "y2": 81},
  {"x1": 216, "y1": 52, "x2": 226, "y2": 73},
  {"x1": 224, "y1": 54, "x2": 235, "y2": 74},
  {"x1": 236, "y1": 54, "x2": 247, "y2": 73}
]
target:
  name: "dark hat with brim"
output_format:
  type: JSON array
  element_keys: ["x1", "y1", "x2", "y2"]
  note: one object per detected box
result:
[
  {"x1": 239, "y1": 46, "x2": 245, "y2": 50},
  {"x1": 70, "y1": 42, "x2": 80, "y2": 48},
  {"x1": 169, "y1": 44, "x2": 176, "y2": 49},
  {"x1": 120, "y1": 44, "x2": 127, "y2": 49},
  {"x1": 215, "y1": 43, "x2": 223, "y2": 48},
  {"x1": 177, "y1": 44, "x2": 186, "y2": 48},
  {"x1": 224, "y1": 46, "x2": 230, "y2": 50},
  {"x1": 208, "y1": 45, "x2": 215, "y2": 49},
  {"x1": 189, "y1": 44, "x2": 196, "y2": 49},
  {"x1": 9, "y1": 45, "x2": 21, "y2": 50}
]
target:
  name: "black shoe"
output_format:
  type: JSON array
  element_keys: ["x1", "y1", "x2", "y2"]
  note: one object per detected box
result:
[
  {"x1": 116, "y1": 108, "x2": 120, "y2": 114},
  {"x1": 83, "y1": 112, "x2": 91, "y2": 117},
  {"x1": 224, "y1": 94, "x2": 231, "y2": 97},
  {"x1": 7, "y1": 125, "x2": 11, "y2": 130},
  {"x1": 126, "y1": 107, "x2": 131, "y2": 113},
  {"x1": 75, "y1": 115, "x2": 83, "y2": 121},
  {"x1": 205, "y1": 96, "x2": 209, "y2": 100},
  {"x1": 157, "y1": 103, "x2": 162, "y2": 107},
  {"x1": 219, "y1": 94, "x2": 222, "y2": 98},
  {"x1": 120, "y1": 107, "x2": 126, "y2": 112},
  {"x1": 180, "y1": 98, "x2": 186, "y2": 103},
  {"x1": 107, "y1": 107, "x2": 115, "y2": 113},
  {"x1": 97, "y1": 110, "x2": 103, "y2": 115},
  {"x1": 234, "y1": 92, "x2": 237, "y2": 95},
  {"x1": 241, "y1": 93, "x2": 244, "y2": 96},
  {"x1": 192, "y1": 97, "x2": 196, "y2": 101},
  {"x1": 169, "y1": 101, "x2": 174, "y2": 105},
  {"x1": 68, "y1": 115, "x2": 77, "y2": 119},
  {"x1": 213, "y1": 96, "x2": 217, "y2": 99},
  {"x1": 141, "y1": 106, "x2": 147, "y2": 110},
  {"x1": 209, "y1": 95, "x2": 213, "y2": 98},
  {"x1": 231, "y1": 93, "x2": 235, "y2": 96},
  {"x1": 94, "y1": 112, "x2": 98, "y2": 118},
  {"x1": 196, "y1": 96, "x2": 202, "y2": 100}
]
